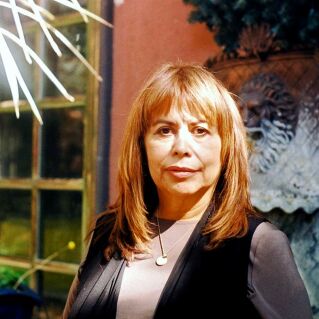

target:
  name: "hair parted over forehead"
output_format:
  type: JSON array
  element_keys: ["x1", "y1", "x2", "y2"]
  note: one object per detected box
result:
[
  {"x1": 100, "y1": 62, "x2": 256, "y2": 260},
  {"x1": 138, "y1": 63, "x2": 240, "y2": 136}
]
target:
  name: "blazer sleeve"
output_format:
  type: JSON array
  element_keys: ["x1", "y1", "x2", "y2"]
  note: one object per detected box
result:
[
  {"x1": 62, "y1": 231, "x2": 94, "y2": 319},
  {"x1": 62, "y1": 275, "x2": 80, "y2": 319},
  {"x1": 247, "y1": 222, "x2": 313, "y2": 319},
  {"x1": 61, "y1": 212, "x2": 116, "y2": 318}
]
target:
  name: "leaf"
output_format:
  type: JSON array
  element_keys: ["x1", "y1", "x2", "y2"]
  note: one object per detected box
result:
[
  {"x1": 184, "y1": 0, "x2": 319, "y2": 54},
  {"x1": 0, "y1": 267, "x2": 26, "y2": 289}
]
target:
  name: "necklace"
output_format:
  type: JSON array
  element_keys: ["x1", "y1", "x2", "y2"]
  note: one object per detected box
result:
[
  {"x1": 155, "y1": 214, "x2": 168, "y2": 266},
  {"x1": 154, "y1": 215, "x2": 196, "y2": 266}
]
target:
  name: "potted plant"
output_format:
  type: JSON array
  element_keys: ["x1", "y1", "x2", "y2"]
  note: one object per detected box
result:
[
  {"x1": 181, "y1": 0, "x2": 319, "y2": 98},
  {"x1": 0, "y1": 241, "x2": 76, "y2": 319},
  {"x1": 183, "y1": 0, "x2": 319, "y2": 61},
  {"x1": 0, "y1": 266, "x2": 42, "y2": 319}
]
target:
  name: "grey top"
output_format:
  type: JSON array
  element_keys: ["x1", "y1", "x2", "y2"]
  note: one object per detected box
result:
[
  {"x1": 63, "y1": 221, "x2": 313, "y2": 319},
  {"x1": 247, "y1": 222, "x2": 312, "y2": 319},
  {"x1": 116, "y1": 221, "x2": 312, "y2": 319},
  {"x1": 117, "y1": 218, "x2": 197, "y2": 318}
]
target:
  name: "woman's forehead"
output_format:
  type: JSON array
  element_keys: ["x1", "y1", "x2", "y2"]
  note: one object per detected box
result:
[
  {"x1": 149, "y1": 106, "x2": 204, "y2": 122},
  {"x1": 147, "y1": 102, "x2": 215, "y2": 126}
]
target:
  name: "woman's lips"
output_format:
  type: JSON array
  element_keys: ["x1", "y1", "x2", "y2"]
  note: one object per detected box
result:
[{"x1": 165, "y1": 166, "x2": 199, "y2": 178}]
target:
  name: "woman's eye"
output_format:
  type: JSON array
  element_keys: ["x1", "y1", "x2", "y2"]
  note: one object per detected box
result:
[
  {"x1": 193, "y1": 127, "x2": 208, "y2": 135},
  {"x1": 157, "y1": 127, "x2": 172, "y2": 135}
]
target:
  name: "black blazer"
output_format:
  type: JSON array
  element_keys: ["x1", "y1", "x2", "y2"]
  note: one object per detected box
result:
[{"x1": 68, "y1": 206, "x2": 263, "y2": 319}]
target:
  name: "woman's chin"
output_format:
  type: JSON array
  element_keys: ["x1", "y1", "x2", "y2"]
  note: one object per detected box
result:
[{"x1": 161, "y1": 184, "x2": 210, "y2": 198}]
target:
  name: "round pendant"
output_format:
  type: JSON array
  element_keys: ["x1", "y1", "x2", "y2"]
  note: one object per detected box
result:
[{"x1": 156, "y1": 255, "x2": 168, "y2": 266}]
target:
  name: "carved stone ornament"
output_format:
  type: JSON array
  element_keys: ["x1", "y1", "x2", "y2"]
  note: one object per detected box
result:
[
  {"x1": 206, "y1": 47, "x2": 319, "y2": 317},
  {"x1": 206, "y1": 50, "x2": 319, "y2": 214},
  {"x1": 239, "y1": 72, "x2": 319, "y2": 213}
]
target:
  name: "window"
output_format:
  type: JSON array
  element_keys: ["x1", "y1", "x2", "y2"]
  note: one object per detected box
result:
[{"x1": 0, "y1": 1, "x2": 105, "y2": 316}]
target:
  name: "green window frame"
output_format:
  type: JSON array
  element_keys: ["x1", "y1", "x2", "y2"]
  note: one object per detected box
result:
[{"x1": 0, "y1": 0, "x2": 104, "y2": 312}]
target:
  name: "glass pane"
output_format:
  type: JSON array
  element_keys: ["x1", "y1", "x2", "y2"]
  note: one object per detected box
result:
[
  {"x1": 41, "y1": 108, "x2": 83, "y2": 178},
  {"x1": 0, "y1": 33, "x2": 34, "y2": 101},
  {"x1": 42, "y1": 0, "x2": 87, "y2": 14},
  {"x1": 0, "y1": 190, "x2": 31, "y2": 258},
  {"x1": 0, "y1": 6, "x2": 14, "y2": 26},
  {"x1": 0, "y1": 112, "x2": 32, "y2": 178},
  {"x1": 39, "y1": 191, "x2": 82, "y2": 263},
  {"x1": 42, "y1": 23, "x2": 87, "y2": 97},
  {"x1": 34, "y1": 272, "x2": 74, "y2": 319},
  {"x1": 0, "y1": 3, "x2": 33, "y2": 26}
]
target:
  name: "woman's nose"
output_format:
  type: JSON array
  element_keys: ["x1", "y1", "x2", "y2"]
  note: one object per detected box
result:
[{"x1": 172, "y1": 130, "x2": 192, "y2": 156}]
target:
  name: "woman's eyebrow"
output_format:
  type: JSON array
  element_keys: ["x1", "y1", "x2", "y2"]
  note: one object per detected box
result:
[
  {"x1": 151, "y1": 119, "x2": 177, "y2": 126},
  {"x1": 152, "y1": 118, "x2": 208, "y2": 126},
  {"x1": 189, "y1": 120, "x2": 208, "y2": 125}
]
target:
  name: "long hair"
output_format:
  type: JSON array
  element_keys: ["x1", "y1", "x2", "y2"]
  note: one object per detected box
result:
[{"x1": 97, "y1": 62, "x2": 257, "y2": 260}]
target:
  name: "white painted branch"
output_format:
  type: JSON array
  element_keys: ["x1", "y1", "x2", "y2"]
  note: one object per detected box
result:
[
  {"x1": 70, "y1": 0, "x2": 88, "y2": 23},
  {"x1": 0, "y1": 32, "x2": 20, "y2": 118},
  {"x1": 29, "y1": 0, "x2": 62, "y2": 57},
  {"x1": 9, "y1": 0, "x2": 32, "y2": 64}
]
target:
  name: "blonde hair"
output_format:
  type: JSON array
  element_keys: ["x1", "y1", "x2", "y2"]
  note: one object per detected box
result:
[{"x1": 97, "y1": 62, "x2": 257, "y2": 260}]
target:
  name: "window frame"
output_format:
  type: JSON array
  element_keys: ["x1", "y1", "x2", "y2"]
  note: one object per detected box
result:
[{"x1": 0, "y1": 0, "x2": 103, "y2": 281}]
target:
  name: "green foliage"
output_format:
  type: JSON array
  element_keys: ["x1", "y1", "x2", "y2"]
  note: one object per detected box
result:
[
  {"x1": 0, "y1": 266, "x2": 27, "y2": 289},
  {"x1": 183, "y1": 0, "x2": 319, "y2": 53}
]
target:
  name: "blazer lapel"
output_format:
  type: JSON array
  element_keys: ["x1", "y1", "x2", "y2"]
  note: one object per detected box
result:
[
  {"x1": 154, "y1": 203, "x2": 213, "y2": 317},
  {"x1": 69, "y1": 251, "x2": 125, "y2": 319}
]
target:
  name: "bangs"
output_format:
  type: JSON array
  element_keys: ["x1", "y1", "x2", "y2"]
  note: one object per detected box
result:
[{"x1": 142, "y1": 78, "x2": 219, "y2": 130}]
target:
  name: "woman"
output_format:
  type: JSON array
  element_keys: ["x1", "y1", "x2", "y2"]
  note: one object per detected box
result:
[{"x1": 63, "y1": 63, "x2": 312, "y2": 318}]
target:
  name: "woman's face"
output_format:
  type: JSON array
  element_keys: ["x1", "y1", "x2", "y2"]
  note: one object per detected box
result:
[{"x1": 144, "y1": 106, "x2": 222, "y2": 201}]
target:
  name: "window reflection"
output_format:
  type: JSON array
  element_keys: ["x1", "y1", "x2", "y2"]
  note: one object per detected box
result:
[
  {"x1": 0, "y1": 112, "x2": 32, "y2": 178},
  {"x1": 43, "y1": 23, "x2": 87, "y2": 97},
  {"x1": 39, "y1": 191, "x2": 82, "y2": 263},
  {"x1": 0, "y1": 34, "x2": 34, "y2": 101},
  {"x1": 0, "y1": 5, "x2": 30, "y2": 26},
  {"x1": 41, "y1": 108, "x2": 83, "y2": 178},
  {"x1": 0, "y1": 7, "x2": 14, "y2": 27},
  {"x1": 0, "y1": 190, "x2": 31, "y2": 258}
]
